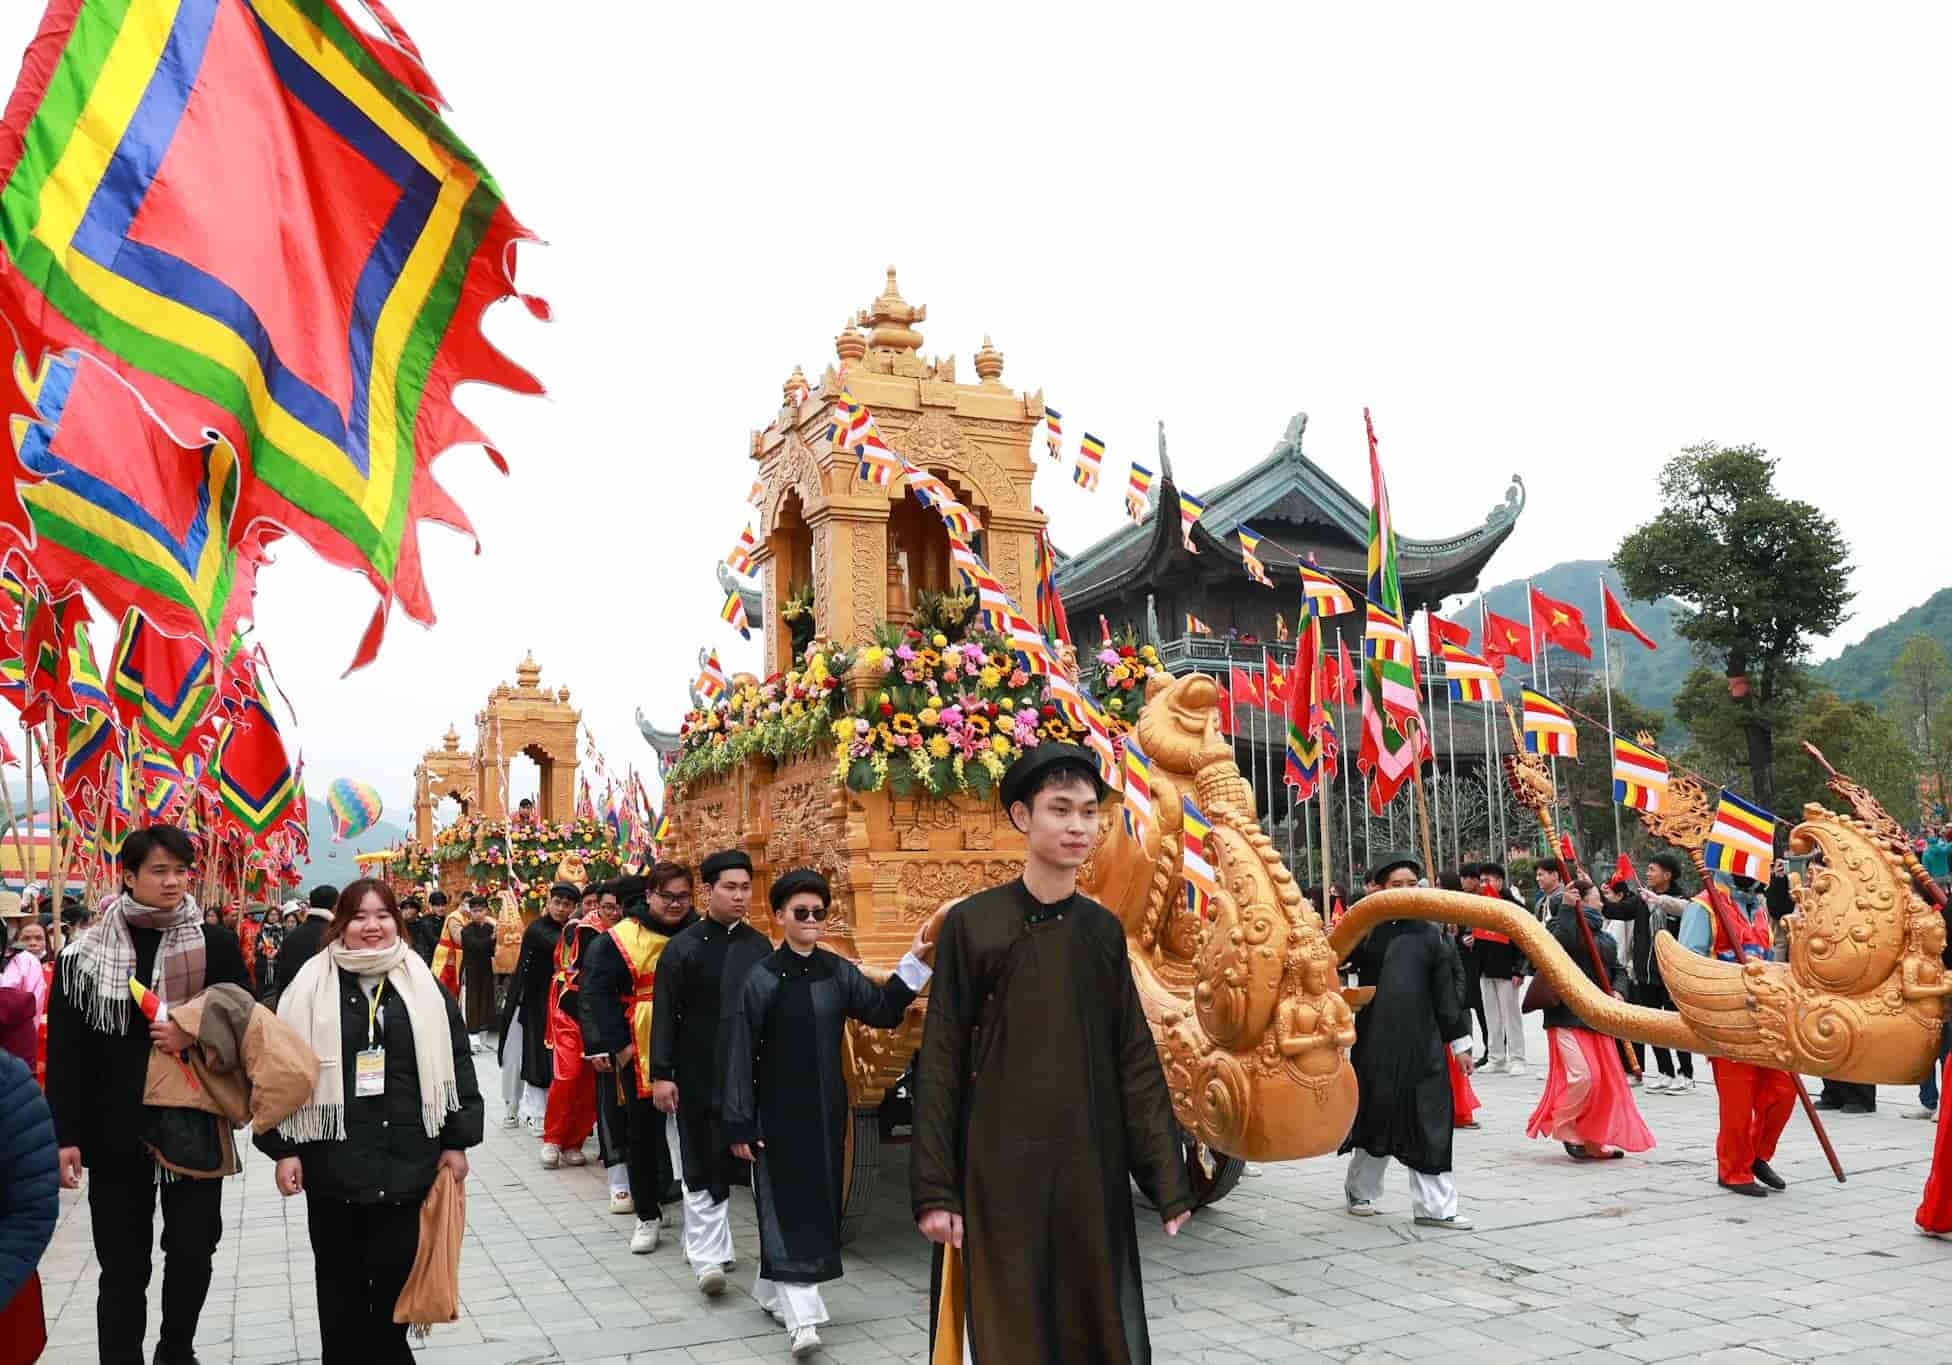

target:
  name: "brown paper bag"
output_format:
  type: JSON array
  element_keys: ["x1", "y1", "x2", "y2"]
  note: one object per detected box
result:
[
  {"x1": 392, "y1": 1168, "x2": 465, "y2": 1337},
  {"x1": 931, "y1": 1242, "x2": 965, "y2": 1365}
]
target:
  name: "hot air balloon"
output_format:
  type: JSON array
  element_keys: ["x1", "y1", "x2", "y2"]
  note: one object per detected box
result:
[{"x1": 326, "y1": 777, "x2": 384, "y2": 843}]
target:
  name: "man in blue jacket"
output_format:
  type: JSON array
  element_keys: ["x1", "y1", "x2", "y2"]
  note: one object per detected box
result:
[{"x1": 0, "y1": 1048, "x2": 58, "y2": 1328}]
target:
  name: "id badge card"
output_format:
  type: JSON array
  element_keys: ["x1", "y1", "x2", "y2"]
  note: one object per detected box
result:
[{"x1": 355, "y1": 1048, "x2": 386, "y2": 1097}]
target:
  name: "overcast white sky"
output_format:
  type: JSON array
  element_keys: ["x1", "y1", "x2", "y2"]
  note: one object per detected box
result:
[{"x1": 3, "y1": 2, "x2": 1949, "y2": 822}]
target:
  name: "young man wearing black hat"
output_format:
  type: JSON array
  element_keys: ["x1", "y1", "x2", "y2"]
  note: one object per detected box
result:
[
  {"x1": 496, "y1": 882, "x2": 572, "y2": 1132},
  {"x1": 912, "y1": 743, "x2": 1192, "y2": 1363},
  {"x1": 723, "y1": 867, "x2": 934, "y2": 1358},
  {"x1": 1338, "y1": 851, "x2": 1477, "y2": 1230},
  {"x1": 648, "y1": 850, "x2": 771, "y2": 1293}
]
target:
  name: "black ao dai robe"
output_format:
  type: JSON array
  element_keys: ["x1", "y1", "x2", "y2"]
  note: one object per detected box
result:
[
  {"x1": 1337, "y1": 919, "x2": 1472, "y2": 1175},
  {"x1": 719, "y1": 944, "x2": 920, "y2": 1282}
]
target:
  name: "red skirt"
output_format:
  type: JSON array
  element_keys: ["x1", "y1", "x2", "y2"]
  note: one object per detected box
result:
[
  {"x1": 1917, "y1": 1051, "x2": 1952, "y2": 1235},
  {"x1": 1527, "y1": 1027, "x2": 1655, "y2": 1153},
  {"x1": 1448, "y1": 1047, "x2": 1480, "y2": 1126}
]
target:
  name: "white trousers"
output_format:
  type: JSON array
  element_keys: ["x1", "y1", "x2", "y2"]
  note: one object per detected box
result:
[
  {"x1": 669, "y1": 1112, "x2": 733, "y2": 1270},
  {"x1": 1344, "y1": 1150, "x2": 1458, "y2": 1220},
  {"x1": 1481, "y1": 977, "x2": 1526, "y2": 1064},
  {"x1": 752, "y1": 1271, "x2": 829, "y2": 1334},
  {"x1": 498, "y1": 1015, "x2": 548, "y2": 1119}
]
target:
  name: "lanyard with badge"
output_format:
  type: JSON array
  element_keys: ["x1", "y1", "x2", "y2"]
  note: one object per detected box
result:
[{"x1": 355, "y1": 979, "x2": 387, "y2": 1097}]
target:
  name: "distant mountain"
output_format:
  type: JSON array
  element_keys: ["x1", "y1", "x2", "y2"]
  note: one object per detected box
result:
[
  {"x1": 1812, "y1": 587, "x2": 1952, "y2": 710},
  {"x1": 1449, "y1": 559, "x2": 1692, "y2": 733},
  {"x1": 289, "y1": 790, "x2": 407, "y2": 893}
]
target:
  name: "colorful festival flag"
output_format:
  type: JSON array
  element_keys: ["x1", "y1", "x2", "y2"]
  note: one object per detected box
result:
[
  {"x1": 1603, "y1": 583, "x2": 1659, "y2": 651},
  {"x1": 1044, "y1": 406, "x2": 1063, "y2": 461},
  {"x1": 1182, "y1": 795, "x2": 1220, "y2": 919},
  {"x1": 720, "y1": 588, "x2": 752, "y2": 640},
  {"x1": 1705, "y1": 789, "x2": 1776, "y2": 880},
  {"x1": 58, "y1": 705, "x2": 119, "y2": 796},
  {"x1": 16, "y1": 581, "x2": 85, "y2": 725},
  {"x1": 1121, "y1": 736, "x2": 1155, "y2": 845},
  {"x1": 212, "y1": 676, "x2": 298, "y2": 844},
  {"x1": 747, "y1": 479, "x2": 766, "y2": 509},
  {"x1": 1440, "y1": 641, "x2": 1503, "y2": 703},
  {"x1": 1521, "y1": 687, "x2": 1579, "y2": 758},
  {"x1": 1073, "y1": 433, "x2": 1105, "y2": 491},
  {"x1": 1185, "y1": 613, "x2": 1212, "y2": 636},
  {"x1": 900, "y1": 458, "x2": 980, "y2": 539},
  {"x1": 1178, "y1": 491, "x2": 1206, "y2": 553},
  {"x1": 1299, "y1": 560, "x2": 1355, "y2": 617},
  {"x1": 1043, "y1": 670, "x2": 1118, "y2": 789},
  {"x1": 695, "y1": 651, "x2": 727, "y2": 705},
  {"x1": 1124, "y1": 462, "x2": 1154, "y2": 524},
  {"x1": 0, "y1": 0, "x2": 546, "y2": 672},
  {"x1": 1481, "y1": 610, "x2": 1533, "y2": 672},
  {"x1": 1285, "y1": 601, "x2": 1329, "y2": 797},
  {"x1": 1033, "y1": 520, "x2": 1071, "y2": 648},
  {"x1": 725, "y1": 525, "x2": 757, "y2": 576},
  {"x1": 1530, "y1": 586, "x2": 1593, "y2": 660},
  {"x1": 1357, "y1": 409, "x2": 1422, "y2": 811},
  {"x1": 110, "y1": 610, "x2": 217, "y2": 756},
  {"x1": 1611, "y1": 737, "x2": 1669, "y2": 812},
  {"x1": 1236, "y1": 526, "x2": 1274, "y2": 588},
  {"x1": 1363, "y1": 605, "x2": 1420, "y2": 725}
]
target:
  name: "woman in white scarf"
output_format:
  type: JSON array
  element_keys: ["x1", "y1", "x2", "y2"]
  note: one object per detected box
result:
[{"x1": 257, "y1": 879, "x2": 483, "y2": 1364}]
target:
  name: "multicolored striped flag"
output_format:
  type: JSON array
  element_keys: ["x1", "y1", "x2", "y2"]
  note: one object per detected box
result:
[
  {"x1": 68, "y1": 623, "x2": 112, "y2": 718},
  {"x1": 59, "y1": 705, "x2": 119, "y2": 797},
  {"x1": 1125, "y1": 462, "x2": 1154, "y2": 524},
  {"x1": 826, "y1": 389, "x2": 863, "y2": 450},
  {"x1": 725, "y1": 525, "x2": 757, "y2": 575},
  {"x1": 901, "y1": 459, "x2": 980, "y2": 538},
  {"x1": 1356, "y1": 409, "x2": 1422, "y2": 812},
  {"x1": 695, "y1": 652, "x2": 727, "y2": 705},
  {"x1": 1611, "y1": 737, "x2": 1669, "y2": 812},
  {"x1": 1236, "y1": 527, "x2": 1274, "y2": 588},
  {"x1": 1073, "y1": 433, "x2": 1105, "y2": 491},
  {"x1": 948, "y1": 531, "x2": 1058, "y2": 677},
  {"x1": 1521, "y1": 688, "x2": 1578, "y2": 758},
  {"x1": 1182, "y1": 795, "x2": 1220, "y2": 919},
  {"x1": 720, "y1": 588, "x2": 751, "y2": 641},
  {"x1": 1285, "y1": 601, "x2": 1329, "y2": 798},
  {"x1": 212, "y1": 677, "x2": 298, "y2": 846},
  {"x1": 1044, "y1": 406, "x2": 1064, "y2": 461},
  {"x1": 1185, "y1": 613, "x2": 1212, "y2": 636},
  {"x1": 0, "y1": 0, "x2": 545, "y2": 672},
  {"x1": 748, "y1": 479, "x2": 767, "y2": 509},
  {"x1": 1178, "y1": 491, "x2": 1206, "y2": 553},
  {"x1": 1300, "y1": 560, "x2": 1355, "y2": 616},
  {"x1": 1363, "y1": 605, "x2": 1420, "y2": 725},
  {"x1": 1044, "y1": 671, "x2": 1118, "y2": 789},
  {"x1": 109, "y1": 610, "x2": 216, "y2": 757},
  {"x1": 1121, "y1": 736, "x2": 1155, "y2": 845},
  {"x1": 1705, "y1": 789, "x2": 1776, "y2": 880},
  {"x1": 1440, "y1": 641, "x2": 1503, "y2": 703},
  {"x1": 1033, "y1": 520, "x2": 1072, "y2": 648},
  {"x1": 856, "y1": 426, "x2": 903, "y2": 487}
]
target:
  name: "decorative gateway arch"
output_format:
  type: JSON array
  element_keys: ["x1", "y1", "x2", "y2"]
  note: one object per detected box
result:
[{"x1": 411, "y1": 652, "x2": 583, "y2": 843}]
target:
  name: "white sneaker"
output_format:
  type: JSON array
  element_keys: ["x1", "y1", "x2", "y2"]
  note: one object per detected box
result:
[
  {"x1": 608, "y1": 1189, "x2": 635, "y2": 1215},
  {"x1": 1506, "y1": 1062, "x2": 1528, "y2": 1078},
  {"x1": 1903, "y1": 1106, "x2": 1938, "y2": 1121},
  {"x1": 629, "y1": 1219, "x2": 660, "y2": 1254},
  {"x1": 1413, "y1": 1212, "x2": 1476, "y2": 1230},
  {"x1": 1643, "y1": 1075, "x2": 1670, "y2": 1094},
  {"x1": 1671, "y1": 1076, "x2": 1695, "y2": 1094},
  {"x1": 561, "y1": 1147, "x2": 587, "y2": 1166},
  {"x1": 696, "y1": 1264, "x2": 727, "y2": 1296},
  {"x1": 539, "y1": 1143, "x2": 561, "y2": 1170},
  {"x1": 1345, "y1": 1197, "x2": 1379, "y2": 1217},
  {"x1": 1486, "y1": 1058, "x2": 1509, "y2": 1074},
  {"x1": 501, "y1": 1106, "x2": 520, "y2": 1127},
  {"x1": 790, "y1": 1326, "x2": 821, "y2": 1357}
]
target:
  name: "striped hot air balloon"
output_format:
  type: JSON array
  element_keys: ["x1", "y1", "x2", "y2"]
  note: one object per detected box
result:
[{"x1": 326, "y1": 778, "x2": 384, "y2": 843}]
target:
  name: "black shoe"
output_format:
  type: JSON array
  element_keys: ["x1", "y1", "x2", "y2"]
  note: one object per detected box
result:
[
  {"x1": 1811, "y1": 1099, "x2": 1846, "y2": 1111},
  {"x1": 1840, "y1": 1104, "x2": 1874, "y2": 1116},
  {"x1": 154, "y1": 1348, "x2": 202, "y2": 1365},
  {"x1": 1752, "y1": 1159, "x2": 1786, "y2": 1191},
  {"x1": 1718, "y1": 1179, "x2": 1769, "y2": 1197}
]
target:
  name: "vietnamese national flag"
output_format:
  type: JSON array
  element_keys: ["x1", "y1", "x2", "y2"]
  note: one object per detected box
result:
[
  {"x1": 1230, "y1": 667, "x2": 1266, "y2": 711},
  {"x1": 1603, "y1": 583, "x2": 1659, "y2": 651},
  {"x1": 1327, "y1": 637, "x2": 1359, "y2": 704},
  {"x1": 1427, "y1": 612, "x2": 1472, "y2": 653},
  {"x1": 1482, "y1": 610, "x2": 1533, "y2": 671},
  {"x1": 1529, "y1": 587, "x2": 1593, "y2": 659},
  {"x1": 1215, "y1": 683, "x2": 1235, "y2": 737}
]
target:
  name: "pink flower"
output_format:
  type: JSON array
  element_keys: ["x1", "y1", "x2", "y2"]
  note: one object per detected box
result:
[
  {"x1": 896, "y1": 645, "x2": 916, "y2": 661},
  {"x1": 939, "y1": 705, "x2": 965, "y2": 726},
  {"x1": 1097, "y1": 648, "x2": 1120, "y2": 665}
]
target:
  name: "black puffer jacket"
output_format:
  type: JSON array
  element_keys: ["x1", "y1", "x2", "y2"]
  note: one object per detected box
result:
[
  {"x1": 1540, "y1": 902, "x2": 1628, "y2": 1033},
  {"x1": 0, "y1": 1049, "x2": 57, "y2": 1307},
  {"x1": 255, "y1": 969, "x2": 483, "y2": 1204}
]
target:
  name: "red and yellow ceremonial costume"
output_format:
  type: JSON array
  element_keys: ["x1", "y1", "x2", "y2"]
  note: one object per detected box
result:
[
  {"x1": 1918, "y1": 1048, "x2": 1952, "y2": 1235},
  {"x1": 431, "y1": 909, "x2": 469, "y2": 998},
  {"x1": 1699, "y1": 893, "x2": 1795, "y2": 1186},
  {"x1": 542, "y1": 916, "x2": 603, "y2": 1149},
  {"x1": 607, "y1": 918, "x2": 675, "y2": 1099}
]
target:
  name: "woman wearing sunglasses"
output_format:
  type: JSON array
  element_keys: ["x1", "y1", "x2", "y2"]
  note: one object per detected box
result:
[{"x1": 720, "y1": 868, "x2": 934, "y2": 1358}]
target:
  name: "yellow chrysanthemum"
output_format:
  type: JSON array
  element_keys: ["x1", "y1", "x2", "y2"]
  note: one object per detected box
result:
[
  {"x1": 978, "y1": 667, "x2": 1002, "y2": 689},
  {"x1": 990, "y1": 735, "x2": 1012, "y2": 755},
  {"x1": 927, "y1": 735, "x2": 952, "y2": 760}
]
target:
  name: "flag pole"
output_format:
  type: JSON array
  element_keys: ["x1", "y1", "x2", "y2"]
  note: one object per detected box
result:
[
  {"x1": 1599, "y1": 573, "x2": 1623, "y2": 858},
  {"x1": 1446, "y1": 669, "x2": 1461, "y2": 866},
  {"x1": 1526, "y1": 579, "x2": 1562, "y2": 850},
  {"x1": 1337, "y1": 638, "x2": 1355, "y2": 888},
  {"x1": 1421, "y1": 612, "x2": 1445, "y2": 868},
  {"x1": 1261, "y1": 646, "x2": 1276, "y2": 841}
]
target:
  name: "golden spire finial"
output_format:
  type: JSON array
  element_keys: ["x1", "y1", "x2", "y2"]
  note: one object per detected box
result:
[
  {"x1": 516, "y1": 651, "x2": 541, "y2": 689},
  {"x1": 859, "y1": 264, "x2": 926, "y2": 352},
  {"x1": 442, "y1": 725, "x2": 460, "y2": 752},
  {"x1": 784, "y1": 364, "x2": 809, "y2": 405},
  {"x1": 835, "y1": 315, "x2": 866, "y2": 366},
  {"x1": 973, "y1": 334, "x2": 1004, "y2": 384}
]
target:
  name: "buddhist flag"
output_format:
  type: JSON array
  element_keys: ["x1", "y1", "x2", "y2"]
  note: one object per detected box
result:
[
  {"x1": 1612, "y1": 737, "x2": 1669, "y2": 812},
  {"x1": 1521, "y1": 688, "x2": 1578, "y2": 758},
  {"x1": 130, "y1": 977, "x2": 162, "y2": 1022},
  {"x1": 747, "y1": 479, "x2": 766, "y2": 509},
  {"x1": 1045, "y1": 671, "x2": 1118, "y2": 788},
  {"x1": 1705, "y1": 789, "x2": 1776, "y2": 880},
  {"x1": 725, "y1": 525, "x2": 757, "y2": 576},
  {"x1": 1481, "y1": 610, "x2": 1533, "y2": 671},
  {"x1": 720, "y1": 589, "x2": 751, "y2": 641},
  {"x1": 1125, "y1": 463, "x2": 1154, "y2": 524},
  {"x1": 1285, "y1": 602, "x2": 1328, "y2": 797},
  {"x1": 1603, "y1": 583, "x2": 1659, "y2": 651},
  {"x1": 856, "y1": 428, "x2": 903, "y2": 487},
  {"x1": 1033, "y1": 522, "x2": 1072, "y2": 648},
  {"x1": 1300, "y1": 561, "x2": 1355, "y2": 617},
  {"x1": 1186, "y1": 613, "x2": 1212, "y2": 636},
  {"x1": 1178, "y1": 491, "x2": 1206, "y2": 553},
  {"x1": 1182, "y1": 795, "x2": 1220, "y2": 920},
  {"x1": 695, "y1": 652, "x2": 727, "y2": 704},
  {"x1": 1045, "y1": 406, "x2": 1064, "y2": 461},
  {"x1": 1363, "y1": 605, "x2": 1419, "y2": 726},
  {"x1": 1530, "y1": 586, "x2": 1593, "y2": 659},
  {"x1": 1121, "y1": 736, "x2": 1155, "y2": 845},
  {"x1": 1236, "y1": 527, "x2": 1274, "y2": 588},
  {"x1": 1358, "y1": 409, "x2": 1422, "y2": 810},
  {"x1": 1441, "y1": 641, "x2": 1503, "y2": 703},
  {"x1": 900, "y1": 458, "x2": 980, "y2": 539},
  {"x1": 1074, "y1": 433, "x2": 1105, "y2": 491}
]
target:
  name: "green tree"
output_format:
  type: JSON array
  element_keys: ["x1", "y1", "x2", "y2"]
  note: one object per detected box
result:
[
  {"x1": 1613, "y1": 442, "x2": 1853, "y2": 813},
  {"x1": 1888, "y1": 633, "x2": 1952, "y2": 812}
]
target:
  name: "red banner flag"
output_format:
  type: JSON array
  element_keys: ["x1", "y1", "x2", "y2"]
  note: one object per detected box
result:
[
  {"x1": 1229, "y1": 667, "x2": 1266, "y2": 711},
  {"x1": 1427, "y1": 612, "x2": 1471, "y2": 651},
  {"x1": 1529, "y1": 587, "x2": 1593, "y2": 659},
  {"x1": 1481, "y1": 610, "x2": 1533, "y2": 670},
  {"x1": 1602, "y1": 583, "x2": 1659, "y2": 651}
]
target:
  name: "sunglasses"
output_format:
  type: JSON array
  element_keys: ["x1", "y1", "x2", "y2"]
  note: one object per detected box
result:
[{"x1": 787, "y1": 905, "x2": 829, "y2": 922}]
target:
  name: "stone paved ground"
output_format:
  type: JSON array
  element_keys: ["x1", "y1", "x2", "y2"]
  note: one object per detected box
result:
[{"x1": 34, "y1": 1014, "x2": 1952, "y2": 1364}]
